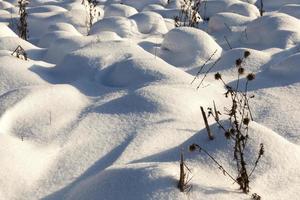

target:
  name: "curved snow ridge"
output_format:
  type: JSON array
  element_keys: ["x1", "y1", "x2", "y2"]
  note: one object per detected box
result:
[{"x1": 0, "y1": 85, "x2": 89, "y2": 144}]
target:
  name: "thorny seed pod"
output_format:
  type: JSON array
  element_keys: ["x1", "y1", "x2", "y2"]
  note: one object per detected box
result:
[
  {"x1": 236, "y1": 58, "x2": 243, "y2": 66},
  {"x1": 225, "y1": 131, "x2": 231, "y2": 139},
  {"x1": 214, "y1": 72, "x2": 222, "y2": 80},
  {"x1": 238, "y1": 67, "x2": 245, "y2": 75},
  {"x1": 243, "y1": 118, "x2": 250, "y2": 125},
  {"x1": 189, "y1": 144, "x2": 199, "y2": 152},
  {"x1": 244, "y1": 50, "x2": 250, "y2": 58},
  {"x1": 247, "y1": 73, "x2": 255, "y2": 81},
  {"x1": 251, "y1": 193, "x2": 261, "y2": 200}
]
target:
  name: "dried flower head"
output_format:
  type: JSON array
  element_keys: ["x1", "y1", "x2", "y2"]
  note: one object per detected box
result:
[
  {"x1": 236, "y1": 58, "x2": 243, "y2": 66},
  {"x1": 225, "y1": 131, "x2": 231, "y2": 139},
  {"x1": 189, "y1": 144, "x2": 199, "y2": 152},
  {"x1": 243, "y1": 118, "x2": 250, "y2": 125},
  {"x1": 238, "y1": 67, "x2": 245, "y2": 75},
  {"x1": 214, "y1": 72, "x2": 222, "y2": 80},
  {"x1": 244, "y1": 50, "x2": 250, "y2": 58},
  {"x1": 246, "y1": 73, "x2": 255, "y2": 81},
  {"x1": 251, "y1": 193, "x2": 261, "y2": 200}
]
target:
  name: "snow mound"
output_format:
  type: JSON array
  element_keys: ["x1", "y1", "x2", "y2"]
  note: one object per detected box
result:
[
  {"x1": 227, "y1": 2, "x2": 260, "y2": 18},
  {"x1": 260, "y1": 0, "x2": 300, "y2": 10},
  {"x1": 268, "y1": 52, "x2": 300, "y2": 79},
  {"x1": 0, "y1": 37, "x2": 41, "y2": 52},
  {"x1": 208, "y1": 12, "x2": 253, "y2": 32},
  {"x1": 104, "y1": 3, "x2": 138, "y2": 18},
  {"x1": 28, "y1": 13, "x2": 69, "y2": 39},
  {"x1": 101, "y1": 58, "x2": 168, "y2": 87},
  {"x1": 27, "y1": 5, "x2": 67, "y2": 14},
  {"x1": 160, "y1": 27, "x2": 222, "y2": 70},
  {"x1": 122, "y1": 0, "x2": 168, "y2": 10},
  {"x1": 199, "y1": 0, "x2": 237, "y2": 19},
  {"x1": 38, "y1": 23, "x2": 82, "y2": 48},
  {"x1": 0, "y1": 1, "x2": 13, "y2": 9},
  {"x1": 279, "y1": 4, "x2": 300, "y2": 19},
  {"x1": 47, "y1": 23, "x2": 82, "y2": 34},
  {"x1": 130, "y1": 11, "x2": 168, "y2": 34},
  {"x1": 45, "y1": 32, "x2": 122, "y2": 64},
  {"x1": 0, "y1": 56, "x2": 48, "y2": 95},
  {"x1": 55, "y1": 40, "x2": 191, "y2": 86},
  {"x1": 89, "y1": 16, "x2": 139, "y2": 37},
  {"x1": 244, "y1": 13, "x2": 300, "y2": 48}
]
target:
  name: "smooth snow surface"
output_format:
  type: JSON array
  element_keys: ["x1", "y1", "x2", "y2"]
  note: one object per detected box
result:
[{"x1": 0, "y1": 0, "x2": 300, "y2": 200}]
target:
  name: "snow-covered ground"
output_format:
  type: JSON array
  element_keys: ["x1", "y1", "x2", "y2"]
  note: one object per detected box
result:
[{"x1": 0, "y1": 0, "x2": 300, "y2": 199}]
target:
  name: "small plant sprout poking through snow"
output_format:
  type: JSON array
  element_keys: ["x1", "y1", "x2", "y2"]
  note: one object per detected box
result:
[
  {"x1": 174, "y1": 0, "x2": 202, "y2": 27},
  {"x1": 18, "y1": 0, "x2": 29, "y2": 40},
  {"x1": 192, "y1": 50, "x2": 264, "y2": 196},
  {"x1": 177, "y1": 152, "x2": 192, "y2": 193},
  {"x1": 82, "y1": 0, "x2": 99, "y2": 34}
]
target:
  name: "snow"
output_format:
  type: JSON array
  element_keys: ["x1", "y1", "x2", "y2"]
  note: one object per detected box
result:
[
  {"x1": 279, "y1": 4, "x2": 300, "y2": 19},
  {"x1": 160, "y1": 27, "x2": 222, "y2": 71},
  {"x1": 268, "y1": 52, "x2": 300, "y2": 79},
  {"x1": 243, "y1": 13, "x2": 300, "y2": 49},
  {"x1": 130, "y1": 11, "x2": 168, "y2": 34},
  {"x1": 104, "y1": 3, "x2": 138, "y2": 18},
  {"x1": 208, "y1": 12, "x2": 253, "y2": 32},
  {"x1": 0, "y1": 0, "x2": 300, "y2": 200},
  {"x1": 89, "y1": 16, "x2": 139, "y2": 37},
  {"x1": 0, "y1": 23, "x2": 18, "y2": 37}
]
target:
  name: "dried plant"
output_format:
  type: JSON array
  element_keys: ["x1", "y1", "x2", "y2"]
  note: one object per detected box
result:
[
  {"x1": 191, "y1": 50, "x2": 264, "y2": 196},
  {"x1": 259, "y1": 0, "x2": 264, "y2": 16},
  {"x1": 174, "y1": 0, "x2": 202, "y2": 27},
  {"x1": 11, "y1": 45, "x2": 27, "y2": 60},
  {"x1": 82, "y1": 0, "x2": 99, "y2": 33},
  {"x1": 178, "y1": 152, "x2": 192, "y2": 193},
  {"x1": 17, "y1": 0, "x2": 29, "y2": 40},
  {"x1": 252, "y1": 193, "x2": 262, "y2": 200}
]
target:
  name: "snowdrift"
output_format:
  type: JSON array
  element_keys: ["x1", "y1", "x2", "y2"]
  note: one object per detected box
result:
[{"x1": 0, "y1": 1, "x2": 300, "y2": 200}]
